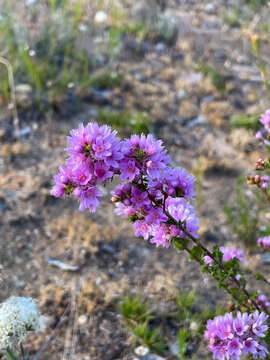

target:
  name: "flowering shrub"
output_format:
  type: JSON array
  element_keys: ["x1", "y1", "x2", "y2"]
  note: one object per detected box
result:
[
  {"x1": 52, "y1": 117, "x2": 270, "y2": 359},
  {"x1": 0, "y1": 297, "x2": 40, "y2": 358}
]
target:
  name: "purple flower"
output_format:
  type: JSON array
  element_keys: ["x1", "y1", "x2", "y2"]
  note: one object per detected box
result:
[
  {"x1": 133, "y1": 220, "x2": 151, "y2": 240},
  {"x1": 150, "y1": 224, "x2": 171, "y2": 248},
  {"x1": 227, "y1": 338, "x2": 242, "y2": 357},
  {"x1": 252, "y1": 311, "x2": 268, "y2": 337},
  {"x1": 220, "y1": 247, "x2": 245, "y2": 263},
  {"x1": 94, "y1": 162, "x2": 113, "y2": 182},
  {"x1": 258, "y1": 236, "x2": 270, "y2": 250},
  {"x1": 256, "y1": 295, "x2": 270, "y2": 309},
  {"x1": 205, "y1": 311, "x2": 268, "y2": 360},
  {"x1": 260, "y1": 109, "x2": 270, "y2": 131},
  {"x1": 261, "y1": 175, "x2": 269, "y2": 189},
  {"x1": 76, "y1": 186, "x2": 103, "y2": 213},
  {"x1": 203, "y1": 255, "x2": 213, "y2": 265},
  {"x1": 119, "y1": 159, "x2": 140, "y2": 181},
  {"x1": 72, "y1": 163, "x2": 92, "y2": 185},
  {"x1": 145, "y1": 208, "x2": 168, "y2": 225},
  {"x1": 50, "y1": 165, "x2": 73, "y2": 198},
  {"x1": 52, "y1": 122, "x2": 199, "y2": 245},
  {"x1": 243, "y1": 338, "x2": 257, "y2": 355}
]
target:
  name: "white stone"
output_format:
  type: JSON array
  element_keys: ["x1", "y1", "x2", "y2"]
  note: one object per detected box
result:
[
  {"x1": 135, "y1": 345, "x2": 149, "y2": 356},
  {"x1": 94, "y1": 11, "x2": 108, "y2": 24},
  {"x1": 205, "y1": 3, "x2": 215, "y2": 13}
]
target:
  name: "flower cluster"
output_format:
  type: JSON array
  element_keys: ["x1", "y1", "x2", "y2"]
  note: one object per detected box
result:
[
  {"x1": 203, "y1": 247, "x2": 245, "y2": 266},
  {"x1": 51, "y1": 123, "x2": 124, "y2": 212},
  {"x1": 51, "y1": 123, "x2": 199, "y2": 247},
  {"x1": 256, "y1": 109, "x2": 270, "y2": 142},
  {"x1": 205, "y1": 311, "x2": 269, "y2": 360},
  {"x1": 256, "y1": 295, "x2": 270, "y2": 309},
  {"x1": 258, "y1": 236, "x2": 270, "y2": 250},
  {"x1": 0, "y1": 297, "x2": 40, "y2": 350},
  {"x1": 247, "y1": 174, "x2": 269, "y2": 190}
]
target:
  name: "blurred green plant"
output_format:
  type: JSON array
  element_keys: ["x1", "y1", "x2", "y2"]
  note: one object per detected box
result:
[
  {"x1": 245, "y1": 0, "x2": 268, "y2": 9},
  {"x1": 0, "y1": 0, "x2": 122, "y2": 108},
  {"x1": 120, "y1": 295, "x2": 152, "y2": 323},
  {"x1": 221, "y1": 9, "x2": 241, "y2": 28},
  {"x1": 224, "y1": 176, "x2": 265, "y2": 247},
  {"x1": 230, "y1": 113, "x2": 261, "y2": 130},
  {"x1": 119, "y1": 290, "x2": 225, "y2": 358},
  {"x1": 97, "y1": 109, "x2": 150, "y2": 134},
  {"x1": 195, "y1": 63, "x2": 227, "y2": 93},
  {"x1": 119, "y1": 295, "x2": 166, "y2": 354}
]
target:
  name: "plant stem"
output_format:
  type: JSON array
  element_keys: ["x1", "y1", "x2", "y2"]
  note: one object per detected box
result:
[
  {"x1": 146, "y1": 189, "x2": 265, "y2": 313},
  {"x1": 6, "y1": 348, "x2": 17, "y2": 360}
]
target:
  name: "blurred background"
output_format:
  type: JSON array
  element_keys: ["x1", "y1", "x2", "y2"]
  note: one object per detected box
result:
[{"x1": 1, "y1": 0, "x2": 270, "y2": 359}]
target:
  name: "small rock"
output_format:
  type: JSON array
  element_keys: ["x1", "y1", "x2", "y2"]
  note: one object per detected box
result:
[
  {"x1": 187, "y1": 115, "x2": 206, "y2": 127},
  {"x1": 26, "y1": 0, "x2": 36, "y2": 5},
  {"x1": 155, "y1": 43, "x2": 165, "y2": 52},
  {"x1": 261, "y1": 253, "x2": 270, "y2": 264},
  {"x1": 15, "y1": 84, "x2": 32, "y2": 94},
  {"x1": 19, "y1": 126, "x2": 31, "y2": 137},
  {"x1": 190, "y1": 321, "x2": 199, "y2": 331},
  {"x1": 145, "y1": 354, "x2": 165, "y2": 360},
  {"x1": 178, "y1": 99, "x2": 198, "y2": 119},
  {"x1": 205, "y1": 3, "x2": 215, "y2": 13},
  {"x1": 169, "y1": 341, "x2": 179, "y2": 356},
  {"x1": 78, "y1": 315, "x2": 88, "y2": 325},
  {"x1": 177, "y1": 89, "x2": 187, "y2": 100},
  {"x1": 135, "y1": 346, "x2": 149, "y2": 356},
  {"x1": 94, "y1": 11, "x2": 108, "y2": 24}
]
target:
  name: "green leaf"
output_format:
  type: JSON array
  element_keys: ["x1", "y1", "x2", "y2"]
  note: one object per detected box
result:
[
  {"x1": 178, "y1": 328, "x2": 188, "y2": 359},
  {"x1": 189, "y1": 245, "x2": 204, "y2": 260},
  {"x1": 174, "y1": 238, "x2": 188, "y2": 252},
  {"x1": 6, "y1": 349, "x2": 17, "y2": 360}
]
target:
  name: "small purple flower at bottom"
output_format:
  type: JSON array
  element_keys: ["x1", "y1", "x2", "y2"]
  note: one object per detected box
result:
[
  {"x1": 260, "y1": 109, "x2": 270, "y2": 131},
  {"x1": 258, "y1": 236, "x2": 270, "y2": 250},
  {"x1": 205, "y1": 311, "x2": 268, "y2": 360}
]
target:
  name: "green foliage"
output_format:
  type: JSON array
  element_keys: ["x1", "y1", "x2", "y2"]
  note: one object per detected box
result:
[
  {"x1": 230, "y1": 113, "x2": 261, "y2": 130},
  {"x1": 245, "y1": 0, "x2": 268, "y2": 9},
  {"x1": 177, "y1": 328, "x2": 188, "y2": 360},
  {"x1": 97, "y1": 109, "x2": 150, "y2": 134},
  {"x1": 174, "y1": 238, "x2": 189, "y2": 252},
  {"x1": 133, "y1": 323, "x2": 167, "y2": 353},
  {"x1": 119, "y1": 290, "x2": 225, "y2": 358},
  {"x1": 89, "y1": 72, "x2": 124, "y2": 90},
  {"x1": 189, "y1": 245, "x2": 204, "y2": 262},
  {"x1": 0, "y1": 0, "x2": 121, "y2": 108},
  {"x1": 221, "y1": 9, "x2": 241, "y2": 28},
  {"x1": 195, "y1": 63, "x2": 227, "y2": 93},
  {"x1": 120, "y1": 295, "x2": 151, "y2": 323},
  {"x1": 6, "y1": 349, "x2": 18, "y2": 360},
  {"x1": 224, "y1": 176, "x2": 263, "y2": 246},
  {"x1": 175, "y1": 289, "x2": 197, "y2": 324},
  {"x1": 119, "y1": 295, "x2": 166, "y2": 354}
]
